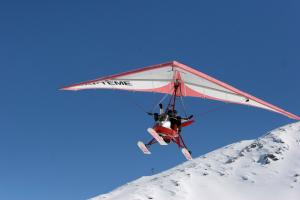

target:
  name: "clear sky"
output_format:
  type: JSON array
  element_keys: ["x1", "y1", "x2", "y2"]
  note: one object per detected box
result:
[{"x1": 1, "y1": 1, "x2": 300, "y2": 200}]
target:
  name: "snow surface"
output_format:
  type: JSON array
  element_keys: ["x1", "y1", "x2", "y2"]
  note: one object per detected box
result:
[{"x1": 91, "y1": 122, "x2": 300, "y2": 200}]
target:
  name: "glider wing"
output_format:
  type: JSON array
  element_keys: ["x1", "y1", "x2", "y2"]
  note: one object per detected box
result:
[{"x1": 61, "y1": 61, "x2": 300, "y2": 120}]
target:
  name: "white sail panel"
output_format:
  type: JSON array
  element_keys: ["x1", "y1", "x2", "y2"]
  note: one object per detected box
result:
[{"x1": 62, "y1": 63, "x2": 174, "y2": 92}]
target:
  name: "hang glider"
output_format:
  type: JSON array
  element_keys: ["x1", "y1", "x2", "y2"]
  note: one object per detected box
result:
[{"x1": 61, "y1": 61, "x2": 300, "y2": 120}]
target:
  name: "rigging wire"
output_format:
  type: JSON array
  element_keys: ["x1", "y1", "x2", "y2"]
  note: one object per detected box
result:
[
  {"x1": 111, "y1": 80, "x2": 232, "y2": 118},
  {"x1": 178, "y1": 82, "x2": 188, "y2": 118},
  {"x1": 194, "y1": 102, "x2": 232, "y2": 118},
  {"x1": 109, "y1": 81, "x2": 149, "y2": 114},
  {"x1": 179, "y1": 95, "x2": 188, "y2": 118},
  {"x1": 124, "y1": 91, "x2": 149, "y2": 114},
  {"x1": 151, "y1": 92, "x2": 170, "y2": 113}
]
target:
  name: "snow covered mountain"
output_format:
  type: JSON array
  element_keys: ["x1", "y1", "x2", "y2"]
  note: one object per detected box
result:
[{"x1": 91, "y1": 122, "x2": 300, "y2": 200}]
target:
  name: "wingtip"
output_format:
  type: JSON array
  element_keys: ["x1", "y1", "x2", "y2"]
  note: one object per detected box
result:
[
  {"x1": 287, "y1": 113, "x2": 300, "y2": 121},
  {"x1": 59, "y1": 86, "x2": 76, "y2": 91},
  {"x1": 59, "y1": 86, "x2": 68, "y2": 91}
]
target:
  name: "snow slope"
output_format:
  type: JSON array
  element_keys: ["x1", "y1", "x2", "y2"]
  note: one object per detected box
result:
[{"x1": 91, "y1": 122, "x2": 300, "y2": 200}]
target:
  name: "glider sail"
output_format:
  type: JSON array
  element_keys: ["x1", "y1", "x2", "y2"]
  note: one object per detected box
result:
[{"x1": 61, "y1": 61, "x2": 300, "y2": 120}]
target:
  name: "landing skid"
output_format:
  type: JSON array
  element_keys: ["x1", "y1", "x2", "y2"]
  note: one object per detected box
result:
[
  {"x1": 138, "y1": 128, "x2": 192, "y2": 161},
  {"x1": 137, "y1": 141, "x2": 151, "y2": 154},
  {"x1": 147, "y1": 128, "x2": 168, "y2": 145},
  {"x1": 181, "y1": 148, "x2": 192, "y2": 160}
]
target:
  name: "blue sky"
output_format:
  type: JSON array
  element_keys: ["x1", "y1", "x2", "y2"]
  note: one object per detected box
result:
[{"x1": 0, "y1": 1, "x2": 299, "y2": 199}]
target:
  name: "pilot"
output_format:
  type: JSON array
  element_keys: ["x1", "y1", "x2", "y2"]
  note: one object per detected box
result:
[
  {"x1": 148, "y1": 105, "x2": 193, "y2": 131},
  {"x1": 167, "y1": 109, "x2": 193, "y2": 132},
  {"x1": 147, "y1": 104, "x2": 167, "y2": 124}
]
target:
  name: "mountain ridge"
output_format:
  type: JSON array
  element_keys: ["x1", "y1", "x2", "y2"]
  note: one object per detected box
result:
[{"x1": 91, "y1": 122, "x2": 300, "y2": 200}]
